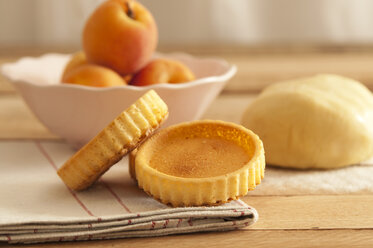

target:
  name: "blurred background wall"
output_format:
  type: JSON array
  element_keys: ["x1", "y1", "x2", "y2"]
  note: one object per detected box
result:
[{"x1": 1, "y1": 0, "x2": 373, "y2": 49}]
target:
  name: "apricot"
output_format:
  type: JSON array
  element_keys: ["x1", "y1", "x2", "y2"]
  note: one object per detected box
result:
[
  {"x1": 123, "y1": 74, "x2": 133, "y2": 84},
  {"x1": 61, "y1": 51, "x2": 87, "y2": 79},
  {"x1": 130, "y1": 58, "x2": 195, "y2": 86},
  {"x1": 62, "y1": 64, "x2": 126, "y2": 87},
  {"x1": 82, "y1": 0, "x2": 158, "y2": 75}
]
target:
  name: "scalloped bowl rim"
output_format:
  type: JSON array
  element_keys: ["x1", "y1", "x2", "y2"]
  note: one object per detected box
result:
[{"x1": 1, "y1": 52, "x2": 237, "y2": 91}]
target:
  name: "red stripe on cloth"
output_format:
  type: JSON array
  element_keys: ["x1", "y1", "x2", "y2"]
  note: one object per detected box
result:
[
  {"x1": 188, "y1": 218, "x2": 193, "y2": 226},
  {"x1": 177, "y1": 218, "x2": 182, "y2": 227},
  {"x1": 163, "y1": 219, "x2": 169, "y2": 228},
  {"x1": 101, "y1": 180, "x2": 131, "y2": 213},
  {"x1": 34, "y1": 141, "x2": 96, "y2": 218},
  {"x1": 151, "y1": 221, "x2": 156, "y2": 229},
  {"x1": 233, "y1": 209, "x2": 245, "y2": 216},
  {"x1": 35, "y1": 141, "x2": 58, "y2": 170},
  {"x1": 5, "y1": 235, "x2": 11, "y2": 241}
]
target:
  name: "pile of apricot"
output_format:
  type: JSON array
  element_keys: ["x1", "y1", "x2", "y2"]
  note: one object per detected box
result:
[{"x1": 62, "y1": 0, "x2": 195, "y2": 87}]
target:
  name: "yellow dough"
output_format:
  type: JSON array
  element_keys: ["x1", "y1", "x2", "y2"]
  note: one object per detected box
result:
[{"x1": 241, "y1": 74, "x2": 373, "y2": 169}]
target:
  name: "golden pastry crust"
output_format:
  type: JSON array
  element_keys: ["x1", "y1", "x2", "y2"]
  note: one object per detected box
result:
[
  {"x1": 133, "y1": 120, "x2": 265, "y2": 207},
  {"x1": 57, "y1": 90, "x2": 168, "y2": 190},
  {"x1": 129, "y1": 149, "x2": 137, "y2": 181}
]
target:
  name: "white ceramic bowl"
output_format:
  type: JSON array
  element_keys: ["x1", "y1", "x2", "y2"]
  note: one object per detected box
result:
[{"x1": 1, "y1": 52, "x2": 236, "y2": 148}]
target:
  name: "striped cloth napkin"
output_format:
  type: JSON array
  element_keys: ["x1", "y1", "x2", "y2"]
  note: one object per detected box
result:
[{"x1": 0, "y1": 141, "x2": 258, "y2": 244}]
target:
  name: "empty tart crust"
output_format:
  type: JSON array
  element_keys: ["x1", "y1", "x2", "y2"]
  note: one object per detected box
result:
[
  {"x1": 57, "y1": 90, "x2": 168, "y2": 191},
  {"x1": 133, "y1": 120, "x2": 265, "y2": 207}
]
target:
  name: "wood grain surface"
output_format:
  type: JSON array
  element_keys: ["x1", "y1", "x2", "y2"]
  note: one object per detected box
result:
[
  {"x1": 1, "y1": 196, "x2": 373, "y2": 248},
  {"x1": 1, "y1": 49, "x2": 373, "y2": 247},
  {"x1": 2, "y1": 47, "x2": 373, "y2": 93}
]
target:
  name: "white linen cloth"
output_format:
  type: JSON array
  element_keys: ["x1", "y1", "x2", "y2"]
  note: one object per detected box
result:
[
  {"x1": 1, "y1": 140, "x2": 371, "y2": 243},
  {"x1": 0, "y1": 141, "x2": 257, "y2": 244}
]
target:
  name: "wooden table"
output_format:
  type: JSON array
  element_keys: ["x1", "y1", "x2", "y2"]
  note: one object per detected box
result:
[{"x1": 1, "y1": 48, "x2": 373, "y2": 248}]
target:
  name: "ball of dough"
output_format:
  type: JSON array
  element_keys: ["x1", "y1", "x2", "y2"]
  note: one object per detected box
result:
[{"x1": 241, "y1": 74, "x2": 373, "y2": 169}]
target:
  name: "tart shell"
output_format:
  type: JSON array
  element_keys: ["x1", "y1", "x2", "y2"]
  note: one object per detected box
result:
[
  {"x1": 134, "y1": 120, "x2": 265, "y2": 207},
  {"x1": 57, "y1": 90, "x2": 168, "y2": 190}
]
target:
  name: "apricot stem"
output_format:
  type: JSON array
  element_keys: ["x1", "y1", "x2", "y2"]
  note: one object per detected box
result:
[{"x1": 126, "y1": 1, "x2": 135, "y2": 20}]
